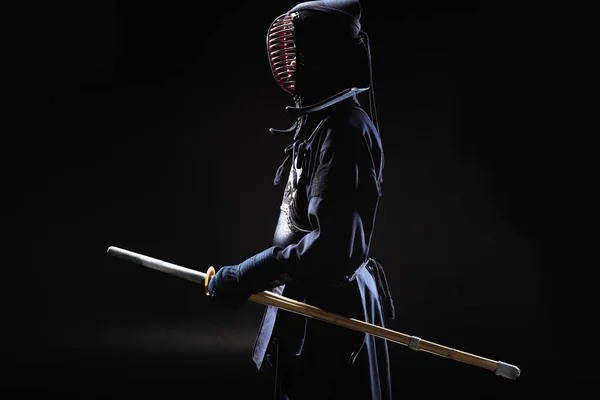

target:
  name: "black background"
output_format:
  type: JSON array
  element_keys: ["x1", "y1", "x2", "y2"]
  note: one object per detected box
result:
[{"x1": 1, "y1": 0, "x2": 583, "y2": 399}]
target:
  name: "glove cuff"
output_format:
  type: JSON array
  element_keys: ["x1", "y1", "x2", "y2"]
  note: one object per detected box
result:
[{"x1": 238, "y1": 246, "x2": 287, "y2": 292}]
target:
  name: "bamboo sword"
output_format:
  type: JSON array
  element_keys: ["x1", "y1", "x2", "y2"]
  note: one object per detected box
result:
[{"x1": 106, "y1": 246, "x2": 520, "y2": 380}]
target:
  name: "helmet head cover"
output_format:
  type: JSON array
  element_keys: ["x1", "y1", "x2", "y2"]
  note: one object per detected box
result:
[{"x1": 266, "y1": 0, "x2": 369, "y2": 102}]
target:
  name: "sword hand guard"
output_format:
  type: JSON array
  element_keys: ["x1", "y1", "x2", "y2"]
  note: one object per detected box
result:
[{"x1": 205, "y1": 266, "x2": 216, "y2": 296}]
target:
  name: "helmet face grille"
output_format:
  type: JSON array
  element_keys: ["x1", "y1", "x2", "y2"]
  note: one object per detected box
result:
[{"x1": 267, "y1": 13, "x2": 297, "y2": 95}]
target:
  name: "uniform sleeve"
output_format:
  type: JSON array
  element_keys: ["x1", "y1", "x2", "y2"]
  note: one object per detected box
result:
[
  {"x1": 237, "y1": 123, "x2": 374, "y2": 292},
  {"x1": 276, "y1": 125, "x2": 369, "y2": 283}
]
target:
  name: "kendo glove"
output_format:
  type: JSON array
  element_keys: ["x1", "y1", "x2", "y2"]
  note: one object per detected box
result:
[
  {"x1": 207, "y1": 265, "x2": 252, "y2": 308},
  {"x1": 207, "y1": 247, "x2": 286, "y2": 309}
]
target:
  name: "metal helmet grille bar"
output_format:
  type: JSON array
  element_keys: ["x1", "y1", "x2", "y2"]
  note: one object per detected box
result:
[{"x1": 267, "y1": 13, "x2": 297, "y2": 94}]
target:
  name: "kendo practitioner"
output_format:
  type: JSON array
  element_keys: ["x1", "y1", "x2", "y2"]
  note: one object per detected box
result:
[{"x1": 207, "y1": 1, "x2": 394, "y2": 399}]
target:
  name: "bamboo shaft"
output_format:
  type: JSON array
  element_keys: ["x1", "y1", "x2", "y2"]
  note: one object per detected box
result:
[{"x1": 250, "y1": 291, "x2": 497, "y2": 372}]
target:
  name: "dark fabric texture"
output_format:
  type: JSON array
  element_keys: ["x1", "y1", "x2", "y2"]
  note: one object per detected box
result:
[
  {"x1": 207, "y1": 265, "x2": 249, "y2": 309},
  {"x1": 208, "y1": 247, "x2": 288, "y2": 308},
  {"x1": 271, "y1": 103, "x2": 383, "y2": 285},
  {"x1": 250, "y1": 100, "x2": 392, "y2": 399},
  {"x1": 271, "y1": 264, "x2": 392, "y2": 400},
  {"x1": 212, "y1": 94, "x2": 392, "y2": 398}
]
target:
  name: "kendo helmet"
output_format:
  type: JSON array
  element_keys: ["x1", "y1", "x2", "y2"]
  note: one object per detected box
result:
[{"x1": 266, "y1": 0, "x2": 370, "y2": 99}]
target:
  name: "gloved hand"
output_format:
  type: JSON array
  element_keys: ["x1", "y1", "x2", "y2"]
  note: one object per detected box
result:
[
  {"x1": 207, "y1": 265, "x2": 252, "y2": 308},
  {"x1": 207, "y1": 247, "x2": 285, "y2": 308}
]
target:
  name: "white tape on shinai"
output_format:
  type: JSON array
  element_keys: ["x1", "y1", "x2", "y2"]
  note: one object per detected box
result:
[{"x1": 408, "y1": 336, "x2": 421, "y2": 351}]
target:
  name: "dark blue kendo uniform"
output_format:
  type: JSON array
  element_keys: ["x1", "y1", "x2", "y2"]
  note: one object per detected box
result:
[
  {"x1": 207, "y1": 1, "x2": 394, "y2": 399},
  {"x1": 257, "y1": 95, "x2": 393, "y2": 400}
]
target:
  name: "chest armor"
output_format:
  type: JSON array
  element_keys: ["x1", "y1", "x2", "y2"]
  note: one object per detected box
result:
[{"x1": 272, "y1": 139, "x2": 313, "y2": 248}]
